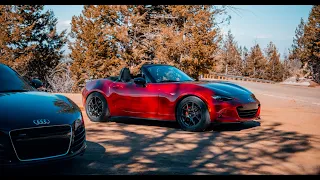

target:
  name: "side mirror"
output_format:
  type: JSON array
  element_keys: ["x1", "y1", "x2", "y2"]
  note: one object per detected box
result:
[
  {"x1": 134, "y1": 77, "x2": 146, "y2": 86},
  {"x1": 30, "y1": 78, "x2": 43, "y2": 89}
]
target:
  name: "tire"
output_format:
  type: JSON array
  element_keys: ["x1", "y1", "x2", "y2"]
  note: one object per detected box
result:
[
  {"x1": 85, "y1": 92, "x2": 110, "y2": 122},
  {"x1": 176, "y1": 96, "x2": 211, "y2": 132}
]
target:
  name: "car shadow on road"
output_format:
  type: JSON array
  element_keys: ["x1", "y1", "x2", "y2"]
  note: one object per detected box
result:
[
  {"x1": 209, "y1": 121, "x2": 261, "y2": 132},
  {"x1": 109, "y1": 117, "x2": 181, "y2": 129},
  {"x1": 0, "y1": 141, "x2": 106, "y2": 176},
  {"x1": 108, "y1": 117, "x2": 261, "y2": 132}
]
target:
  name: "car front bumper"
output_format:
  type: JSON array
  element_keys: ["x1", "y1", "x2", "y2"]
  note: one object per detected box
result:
[
  {"x1": 0, "y1": 141, "x2": 86, "y2": 168},
  {"x1": 211, "y1": 101, "x2": 261, "y2": 123}
]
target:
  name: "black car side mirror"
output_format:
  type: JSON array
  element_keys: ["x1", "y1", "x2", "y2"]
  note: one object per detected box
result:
[
  {"x1": 134, "y1": 77, "x2": 146, "y2": 86},
  {"x1": 30, "y1": 79, "x2": 43, "y2": 89}
]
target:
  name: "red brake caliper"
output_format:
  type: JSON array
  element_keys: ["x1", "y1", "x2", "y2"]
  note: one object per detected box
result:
[{"x1": 186, "y1": 104, "x2": 189, "y2": 116}]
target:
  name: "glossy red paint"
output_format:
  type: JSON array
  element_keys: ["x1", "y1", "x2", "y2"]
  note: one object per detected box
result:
[{"x1": 82, "y1": 79, "x2": 261, "y2": 123}]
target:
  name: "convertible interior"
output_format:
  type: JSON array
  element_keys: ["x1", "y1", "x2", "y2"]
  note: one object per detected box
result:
[{"x1": 106, "y1": 67, "x2": 142, "y2": 82}]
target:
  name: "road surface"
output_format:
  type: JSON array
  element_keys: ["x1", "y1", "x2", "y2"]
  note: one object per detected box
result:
[
  {"x1": 227, "y1": 80, "x2": 320, "y2": 107},
  {"x1": 1, "y1": 81, "x2": 320, "y2": 175}
]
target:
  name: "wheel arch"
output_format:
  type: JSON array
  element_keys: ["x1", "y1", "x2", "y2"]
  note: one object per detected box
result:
[
  {"x1": 174, "y1": 94, "x2": 210, "y2": 121},
  {"x1": 85, "y1": 90, "x2": 111, "y2": 121},
  {"x1": 85, "y1": 90, "x2": 109, "y2": 107},
  {"x1": 83, "y1": 79, "x2": 111, "y2": 103}
]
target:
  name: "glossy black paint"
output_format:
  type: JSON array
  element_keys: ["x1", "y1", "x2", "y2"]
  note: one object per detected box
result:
[
  {"x1": 30, "y1": 79, "x2": 43, "y2": 89},
  {"x1": 0, "y1": 63, "x2": 86, "y2": 166},
  {"x1": 0, "y1": 92, "x2": 82, "y2": 130}
]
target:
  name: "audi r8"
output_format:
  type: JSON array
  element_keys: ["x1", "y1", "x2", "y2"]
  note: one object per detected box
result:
[
  {"x1": 82, "y1": 64, "x2": 261, "y2": 132},
  {"x1": 0, "y1": 64, "x2": 86, "y2": 167}
]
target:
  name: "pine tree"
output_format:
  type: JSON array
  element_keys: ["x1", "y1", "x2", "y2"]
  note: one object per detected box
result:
[
  {"x1": 288, "y1": 18, "x2": 310, "y2": 78},
  {"x1": 126, "y1": 5, "x2": 172, "y2": 74},
  {"x1": 246, "y1": 44, "x2": 267, "y2": 78},
  {"x1": 282, "y1": 52, "x2": 291, "y2": 80},
  {"x1": 0, "y1": 5, "x2": 67, "y2": 84},
  {"x1": 151, "y1": 6, "x2": 185, "y2": 66},
  {"x1": 70, "y1": 5, "x2": 174, "y2": 89},
  {"x1": 291, "y1": 18, "x2": 306, "y2": 61},
  {"x1": 69, "y1": 5, "x2": 229, "y2": 88},
  {"x1": 69, "y1": 5, "x2": 129, "y2": 90},
  {"x1": 302, "y1": 5, "x2": 320, "y2": 83},
  {"x1": 220, "y1": 30, "x2": 242, "y2": 75},
  {"x1": 164, "y1": 5, "x2": 225, "y2": 80},
  {"x1": 265, "y1": 41, "x2": 283, "y2": 81},
  {"x1": 0, "y1": 6, "x2": 15, "y2": 68}
]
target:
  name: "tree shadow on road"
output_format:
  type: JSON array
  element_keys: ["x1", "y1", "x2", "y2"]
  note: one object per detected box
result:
[
  {"x1": 3, "y1": 120, "x2": 319, "y2": 175},
  {"x1": 82, "y1": 120, "x2": 317, "y2": 175},
  {"x1": 109, "y1": 117, "x2": 181, "y2": 129}
]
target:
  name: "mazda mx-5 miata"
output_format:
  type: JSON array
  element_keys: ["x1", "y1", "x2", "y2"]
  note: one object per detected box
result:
[
  {"x1": 0, "y1": 64, "x2": 86, "y2": 167},
  {"x1": 82, "y1": 64, "x2": 261, "y2": 132}
]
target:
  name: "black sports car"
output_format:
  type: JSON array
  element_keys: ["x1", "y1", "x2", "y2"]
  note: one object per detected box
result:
[{"x1": 0, "y1": 64, "x2": 86, "y2": 167}]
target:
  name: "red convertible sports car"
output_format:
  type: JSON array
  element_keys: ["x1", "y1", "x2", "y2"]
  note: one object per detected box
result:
[{"x1": 82, "y1": 64, "x2": 260, "y2": 132}]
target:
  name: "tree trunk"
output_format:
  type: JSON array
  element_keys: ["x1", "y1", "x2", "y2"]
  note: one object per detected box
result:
[{"x1": 225, "y1": 64, "x2": 228, "y2": 75}]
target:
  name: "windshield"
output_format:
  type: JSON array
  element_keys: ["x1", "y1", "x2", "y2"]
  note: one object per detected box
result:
[
  {"x1": 0, "y1": 64, "x2": 34, "y2": 93},
  {"x1": 146, "y1": 65, "x2": 194, "y2": 83}
]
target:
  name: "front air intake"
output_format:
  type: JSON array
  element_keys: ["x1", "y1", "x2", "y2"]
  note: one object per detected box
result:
[
  {"x1": 9, "y1": 125, "x2": 72, "y2": 161},
  {"x1": 236, "y1": 108, "x2": 258, "y2": 118}
]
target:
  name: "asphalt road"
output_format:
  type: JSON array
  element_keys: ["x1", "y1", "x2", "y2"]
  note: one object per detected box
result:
[
  {"x1": 1, "y1": 81, "x2": 320, "y2": 175},
  {"x1": 226, "y1": 80, "x2": 320, "y2": 107}
]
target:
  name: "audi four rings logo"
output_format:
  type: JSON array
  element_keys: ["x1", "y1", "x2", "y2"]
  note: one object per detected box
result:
[{"x1": 33, "y1": 119, "x2": 50, "y2": 125}]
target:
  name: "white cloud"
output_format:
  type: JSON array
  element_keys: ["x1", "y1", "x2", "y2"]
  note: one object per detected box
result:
[
  {"x1": 254, "y1": 34, "x2": 272, "y2": 39},
  {"x1": 56, "y1": 20, "x2": 71, "y2": 32}
]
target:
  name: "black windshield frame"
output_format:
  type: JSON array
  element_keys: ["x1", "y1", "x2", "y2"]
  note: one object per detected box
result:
[{"x1": 141, "y1": 64, "x2": 194, "y2": 83}]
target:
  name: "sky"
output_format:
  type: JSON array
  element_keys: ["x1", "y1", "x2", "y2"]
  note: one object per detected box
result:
[{"x1": 44, "y1": 5, "x2": 313, "y2": 59}]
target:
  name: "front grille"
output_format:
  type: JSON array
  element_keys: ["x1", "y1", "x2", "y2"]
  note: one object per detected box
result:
[
  {"x1": 71, "y1": 125, "x2": 86, "y2": 152},
  {"x1": 237, "y1": 108, "x2": 258, "y2": 118},
  {"x1": 10, "y1": 125, "x2": 72, "y2": 161}
]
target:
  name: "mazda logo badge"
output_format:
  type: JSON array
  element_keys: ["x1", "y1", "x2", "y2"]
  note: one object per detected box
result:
[{"x1": 33, "y1": 119, "x2": 50, "y2": 125}]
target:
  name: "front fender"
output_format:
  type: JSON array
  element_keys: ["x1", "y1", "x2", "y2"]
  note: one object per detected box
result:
[{"x1": 174, "y1": 90, "x2": 215, "y2": 121}]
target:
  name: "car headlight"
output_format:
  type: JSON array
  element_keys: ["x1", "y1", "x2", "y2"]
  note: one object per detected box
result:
[
  {"x1": 212, "y1": 95, "x2": 233, "y2": 101},
  {"x1": 75, "y1": 115, "x2": 84, "y2": 130}
]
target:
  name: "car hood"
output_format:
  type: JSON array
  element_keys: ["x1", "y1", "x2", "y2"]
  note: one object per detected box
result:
[
  {"x1": 0, "y1": 91, "x2": 81, "y2": 131},
  {"x1": 199, "y1": 81, "x2": 252, "y2": 96},
  {"x1": 182, "y1": 80, "x2": 253, "y2": 97}
]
